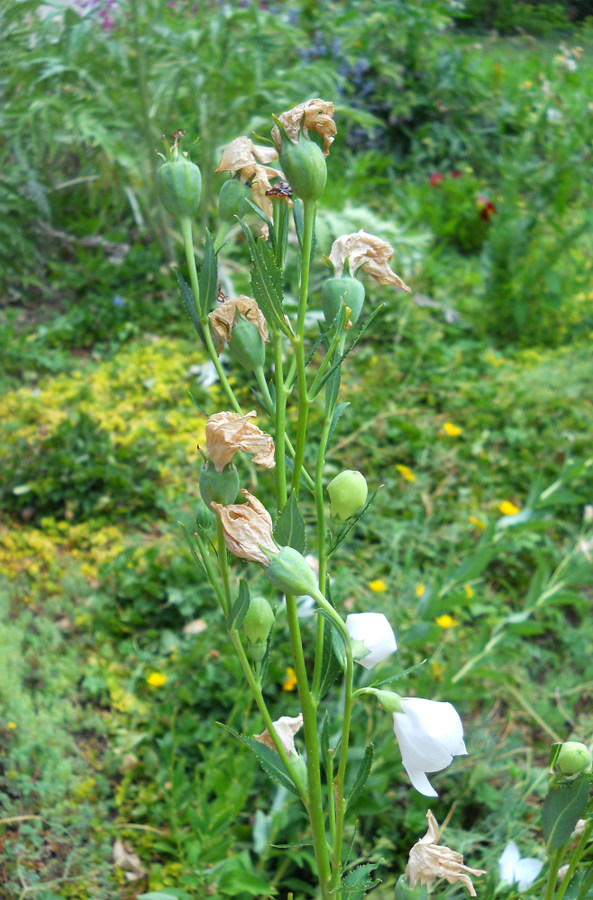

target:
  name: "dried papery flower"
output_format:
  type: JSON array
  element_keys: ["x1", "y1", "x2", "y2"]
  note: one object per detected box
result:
[
  {"x1": 208, "y1": 295, "x2": 269, "y2": 355},
  {"x1": 328, "y1": 230, "x2": 412, "y2": 292},
  {"x1": 205, "y1": 411, "x2": 275, "y2": 473},
  {"x1": 255, "y1": 713, "x2": 304, "y2": 756},
  {"x1": 405, "y1": 810, "x2": 486, "y2": 897},
  {"x1": 272, "y1": 98, "x2": 336, "y2": 157},
  {"x1": 215, "y1": 136, "x2": 280, "y2": 227},
  {"x1": 211, "y1": 489, "x2": 277, "y2": 565}
]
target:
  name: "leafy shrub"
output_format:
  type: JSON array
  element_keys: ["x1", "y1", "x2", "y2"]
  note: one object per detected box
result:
[{"x1": 414, "y1": 167, "x2": 497, "y2": 253}]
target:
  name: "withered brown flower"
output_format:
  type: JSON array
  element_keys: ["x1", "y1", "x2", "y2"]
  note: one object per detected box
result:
[
  {"x1": 328, "y1": 230, "x2": 412, "y2": 293},
  {"x1": 272, "y1": 98, "x2": 337, "y2": 157},
  {"x1": 215, "y1": 136, "x2": 280, "y2": 227},
  {"x1": 254, "y1": 714, "x2": 304, "y2": 756},
  {"x1": 405, "y1": 810, "x2": 486, "y2": 897},
  {"x1": 208, "y1": 295, "x2": 269, "y2": 355},
  {"x1": 211, "y1": 489, "x2": 277, "y2": 565},
  {"x1": 205, "y1": 411, "x2": 275, "y2": 473}
]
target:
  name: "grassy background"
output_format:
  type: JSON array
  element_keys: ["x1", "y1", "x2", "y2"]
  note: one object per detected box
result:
[{"x1": 1, "y1": 1, "x2": 593, "y2": 897}]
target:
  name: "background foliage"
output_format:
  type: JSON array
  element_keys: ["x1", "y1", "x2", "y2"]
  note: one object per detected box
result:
[{"x1": 1, "y1": 0, "x2": 592, "y2": 897}]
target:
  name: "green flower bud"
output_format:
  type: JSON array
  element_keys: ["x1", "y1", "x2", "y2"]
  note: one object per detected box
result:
[
  {"x1": 157, "y1": 153, "x2": 202, "y2": 221},
  {"x1": 196, "y1": 499, "x2": 215, "y2": 534},
  {"x1": 327, "y1": 470, "x2": 368, "y2": 522},
  {"x1": 321, "y1": 276, "x2": 366, "y2": 326},
  {"x1": 227, "y1": 315, "x2": 266, "y2": 370},
  {"x1": 243, "y1": 595, "x2": 275, "y2": 645},
  {"x1": 218, "y1": 178, "x2": 250, "y2": 223},
  {"x1": 199, "y1": 462, "x2": 240, "y2": 508},
  {"x1": 370, "y1": 689, "x2": 404, "y2": 714},
  {"x1": 394, "y1": 876, "x2": 428, "y2": 899},
  {"x1": 290, "y1": 755, "x2": 308, "y2": 793},
  {"x1": 264, "y1": 546, "x2": 319, "y2": 597},
  {"x1": 276, "y1": 119, "x2": 326, "y2": 203},
  {"x1": 556, "y1": 741, "x2": 592, "y2": 776}
]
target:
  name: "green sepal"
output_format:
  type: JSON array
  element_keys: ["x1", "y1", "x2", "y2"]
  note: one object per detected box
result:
[
  {"x1": 346, "y1": 743, "x2": 374, "y2": 812},
  {"x1": 542, "y1": 775, "x2": 590, "y2": 853},
  {"x1": 198, "y1": 229, "x2": 218, "y2": 316},
  {"x1": 239, "y1": 222, "x2": 291, "y2": 336},
  {"x1": 274, "y1": 494, "x2": 306, "y2": 553},
  {"x1": 227, "y1": 578, "x2": 250, "y2": 630},
  {"x1": 222, "y1": 725, "x2": 300, "y2": 795}
]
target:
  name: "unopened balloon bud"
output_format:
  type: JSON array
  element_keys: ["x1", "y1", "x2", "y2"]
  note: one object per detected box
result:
[
  {"x1": 321, "y1": 276, "x2": 365, "y2": 326},
  {"x1": 227, "y1": 314, "x2": 266, "y2": 370},
  {"x1": 556, "y1": 741, "x2": 592, "y2": 776},
  {"x1": 157, "y1": 132, "x2": 202, "y2": 221},
  {"x1": 243, "y1": 595, "x2": 275, "y2": 645},
  {"x1": 264, "y1": 546, "x2": 319, "y2": 597},
  {"x1": 199, "y1": 462, "x2": 240, "y2": 508},
  {"x1": 218, "y1": 178, "x2": 250, "y2": 223},
  {"x1": 290, "y1": 755, "x2": 308, "y2": 793},
  {"x1": 371, "y1": 689, "x2": 404, "y2": 714},
  {"x1": 327, "y1": 470, "x2": 368, "y2": 521},
  {"x1": 275, "y1": 118, "x2": 327, "y2": 203}
]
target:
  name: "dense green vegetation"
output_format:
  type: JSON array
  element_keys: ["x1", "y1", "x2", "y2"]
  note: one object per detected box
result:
[{"x1": 1, "y1": 1, "x2": 592, "y2": 898}]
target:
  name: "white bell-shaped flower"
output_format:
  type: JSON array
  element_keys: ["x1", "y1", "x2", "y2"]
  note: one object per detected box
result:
[
  {"x1": 392, "y1": 698, "x2": 467, "y2": 797},
  {"x1": 498, "y1": 841, "x2": 543, "y2": 891},
  {"x1": 345, "y1": 612, "x2": 397, "y2": 669}
]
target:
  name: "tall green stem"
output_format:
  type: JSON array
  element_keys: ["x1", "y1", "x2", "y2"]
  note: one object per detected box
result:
[
  {"x1": 291, "y1": 200, "x2": 316, "y2": 497},
  {"x1": 556, "y1": 820, "x2": 593, "y2": 900}
]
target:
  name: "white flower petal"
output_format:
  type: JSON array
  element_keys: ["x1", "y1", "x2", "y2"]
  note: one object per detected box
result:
[
  {"x1": 406, "y1": 768, "x2": 438, "y2": 798},
  {"x1": 393, "y1": 698, "x2": 466, "y2": 796},
  {"x1": 345, "y1": 612, "x2": 397, "y2": 669},
  {"x1": 516, "y1": 858, "x2": 544, "y2": 891},
  {"x1": 499, "y1": 842, "x2": 543, "y2": 890}
]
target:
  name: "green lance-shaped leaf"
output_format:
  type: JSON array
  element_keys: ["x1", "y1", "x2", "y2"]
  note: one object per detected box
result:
[
  {"x1": 542, "y1": 776, "x2": 590, "y2": 853},
  {"x1": 198, "y1": 228, "x2": 218, "y2": 316},
  {"x1": 239, "y1": 222, "x2": 291, "y2": 336},
  {"x1": 274, "y1": 494, "x2": 306, "y2": 553},
  {"x1": 227, "y1": 578, "x2": 250, "y2": 630},
  {"x1": 176, "y1": 269, "x2": 204, "y2": 340},
  {"x1": 340, "y1": 861, "x2": 382, "y2": 899},
  {"x1": 346, "y1": 743, "x2": 374, "y2": 813},
  {"x1": 227, "y1": 729, "x2": 300, "y2": 796}
]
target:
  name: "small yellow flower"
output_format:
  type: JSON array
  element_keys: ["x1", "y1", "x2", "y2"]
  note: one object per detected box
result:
[
  {"x1": 282, "y1": 667, "x2": 297, "y2": 691},
  {"x1": 369, "y1": 579, "x2": 387, "y2": 593},
  {"x1": 431, "y1": 660, "x2": 445, "y2": 680},
  {"x1": 7, "y1": 722, "x2": 17, "y2": 730},
  {"x1": 396, "y1": 464, "x2": 417, "y2": 483},
  {"x1": 469, "y1": 515, "x2": 486, "y2": 529},
  {"x1": 436, "y1": 614, "x2": 458, "y2": 629},
  {"x1": 499, "y1": 500, "x2": 520, "y2": 516},
  {"x1": 442, "y1": 422, "x2": 462, "y2": 437},
  {"x1": 146, "y1": 672, "x2": 167, "y2": 687},
  {"x1": 415, "y1": 583, "x2": 425, "y2": 597},
  {"x1": 464, "y1": 585, "x2": 474, "y2": 600}
]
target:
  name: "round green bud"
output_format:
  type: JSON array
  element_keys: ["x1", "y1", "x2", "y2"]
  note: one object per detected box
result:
[
  {"x1": 556, "y1": 741, "x2": 592, "y2": 776},
  {"x1": 218, "y1": 178, "x2": 250, "y2": 223},
  {"x1": 243, "y1": 595, "x2": 275, "y2": 646},
  {"x1": 227, "y1": 315, "x2": 266, "y2": 370},
  {"x1": 278, "y1": 126, "x2": 327, "y2": 203},
  {"x1": 265, "y1": 546, "x2": 319, "y2": 597},
  {"x1": 199, "y1": 462, "x2": 240, "y2": 507},
  {"x1": 196, "y1": 499, "x2": 215, "y2": 534},
  {"x1": 321, "y1": 276, "x2": 366, "y2": 326},
  {"x1": 327, "y1": 470, "x2": 368, "y2": 522},
  {"x1": 157, "y1": 156, "x2": 202, "y2": 221}
]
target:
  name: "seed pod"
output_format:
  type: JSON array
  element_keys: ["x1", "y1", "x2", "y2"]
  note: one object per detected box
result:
[
  {"x1": 157, "y1": 154, "x2": 202, "y2": 221},
  {"x1": 276, "y1": 119, "x2": 326, "y2": 203},
  {"x1": 196, "y1": 499, "x2": 215, "y2": 534},
  {"x1": 321, "y1": 276, "x2": 365, "y2": 326},
  {"x1": 556, "y1": 741, "x2": 592, "y2": 775},
  {"x1": 199, "y1": 462, "x2": 240, "y2": 508},
  {"x1": 227, "y1": 315, "x2": 266, "y2": 370},
  {"x1": 218, "y1": 178, "x2": 250, "y2": 223},
  {"x1": 243, "y1": 595, "x2": 275, "y2": 645}
]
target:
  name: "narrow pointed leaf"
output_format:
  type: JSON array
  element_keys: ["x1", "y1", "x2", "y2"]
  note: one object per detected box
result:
[
  {"x1": 176, "y1": 269, "x2": 204, "y2": 339},
  {"x1": 198, "y1": 229, "x2": 218, "y2": 315},
  {"x1": 227, "y1": 578, "x2": 250, "y2": 629},
  {"x1": 542, "y1": 777, "x2": 590, "y2": 853},
  {"x1": 346, "y1": 744, "x2": 374, "y2": 812},
  {"x1": 274, "y1": 495, "x2": 306, "y2": 553},
  {"x1": 239, "y1": 222, "x2": 290, "y2": 335}
]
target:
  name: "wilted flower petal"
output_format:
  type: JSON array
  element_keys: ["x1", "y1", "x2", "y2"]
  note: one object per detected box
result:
[
  {"x1": 499, "y1": 841, "x2": 543, "y2": 891},
  {"x1": 393, "y1": 697, "x2": 467, "y2": 797},
  {"x1": 272, "y1": 98, "x2": 336, "y2": 156},
  {"x1": 211, "y1": 489, "x2": 277, "y2": 564},
  {"x1": 215, "y1": 136, "x2": 280, "y2": 231},
  {"x1": 346, "y1": 612, "x2": 397, "y2": 669},
  {"x1": 405, "y1": 810, "x2": 486, "y2": 897},
  {"x1": 205, "y1": 410, "x2": 275, "y2": 473},
  {"x1": 328, "y1": 230, "x2": 411, "y2": 292},
  {"x1": 208, "y1": 295, "x2": 269, "y2": 355},
  {"x1": 255, "y1": 713, "x2": 304, "y2": 756}
]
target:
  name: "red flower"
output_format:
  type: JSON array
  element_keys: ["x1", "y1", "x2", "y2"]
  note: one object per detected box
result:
[
  {"x1": 429, "y1": 172, "x2": 443, "y2": 187},
  {"x1": 477, "y1": 196, "x2": 496, "y2": 221},
  {"x1": 450, "y1": 170, "x2": 463, "y2": 178}
]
